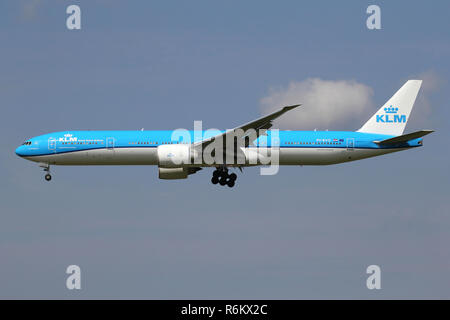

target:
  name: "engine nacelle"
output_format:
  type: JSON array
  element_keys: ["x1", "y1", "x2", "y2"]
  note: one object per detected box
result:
[
  {"x1": 158, "y1": 167, "x2": 188, "y2": 180},
  {"x1": 157, "y1": 144, "x2": 191, "y2": 168}
]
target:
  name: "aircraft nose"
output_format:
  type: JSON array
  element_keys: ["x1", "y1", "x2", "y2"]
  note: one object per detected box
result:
[{"x1": 15, "y1": 145, "x2": 25, "y2": 157}]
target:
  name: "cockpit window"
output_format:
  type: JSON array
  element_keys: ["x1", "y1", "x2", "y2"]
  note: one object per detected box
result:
[{"x1": 22, "y1": 141, "x2": 31, "y2": 145}]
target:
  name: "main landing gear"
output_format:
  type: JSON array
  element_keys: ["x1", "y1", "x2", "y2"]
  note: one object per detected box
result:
[
  {"x1": 211, "y1": 167, "x2": 237, "y2": 188},
  {"x1": 39, "y1": 163, "x2": 52, "y2": 182}
]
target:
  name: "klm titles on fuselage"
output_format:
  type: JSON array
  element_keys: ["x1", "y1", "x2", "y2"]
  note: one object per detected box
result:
[
  {"x1": 58, "y1": 133, "x2": 78, "y2": 142},
  {"x1": 376, "y1": 106, "x2": 406, "y2": 123}
]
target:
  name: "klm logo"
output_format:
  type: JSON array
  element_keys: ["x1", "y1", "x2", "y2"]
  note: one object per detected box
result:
[
  {"x1": 376, "y1": 106, "x2": 406, "y2": 123},
  {"x1": 58, "y1": 133, "x2": 78, "y2": 142}
]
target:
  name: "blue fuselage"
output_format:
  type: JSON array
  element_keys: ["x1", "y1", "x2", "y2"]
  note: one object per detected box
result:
[
  {"x1": 15, "y1": 130, "x2": 422, "y2": 157},
  {"x1": 15, "y1": 130, "x2": 422, "y2": 167}
]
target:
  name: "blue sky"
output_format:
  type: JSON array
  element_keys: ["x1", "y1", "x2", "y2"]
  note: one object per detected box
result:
[{"x1": 0, "y1": 0, "x2": 449, "y2": 298}]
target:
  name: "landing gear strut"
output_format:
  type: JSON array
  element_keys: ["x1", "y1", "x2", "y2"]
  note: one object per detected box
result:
[
  {"x1": 40, "y1": 163, "x2": 52, "y2": 182},
  {"x1": 211, "y1": 167, "x2": 237, "y2": 188}
]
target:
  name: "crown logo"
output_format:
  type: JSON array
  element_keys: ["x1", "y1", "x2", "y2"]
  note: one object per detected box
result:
[{"x1": 384, "y1": 106, "x2": 398, "y2": 114}]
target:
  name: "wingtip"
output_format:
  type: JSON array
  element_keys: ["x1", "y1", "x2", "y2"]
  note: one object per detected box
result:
[{"x1": 283, "y1": 104, "x2": 301, "y2": 110}]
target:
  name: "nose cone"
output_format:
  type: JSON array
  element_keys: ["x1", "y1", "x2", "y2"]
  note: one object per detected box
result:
[{"x1": 15, "y1": 145, "x2": 25, "y2": 157}]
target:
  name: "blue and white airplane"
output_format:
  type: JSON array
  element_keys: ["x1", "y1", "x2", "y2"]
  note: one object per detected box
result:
[{"x1": 16, "y1": 80, "x2": 433, "y2": 187}]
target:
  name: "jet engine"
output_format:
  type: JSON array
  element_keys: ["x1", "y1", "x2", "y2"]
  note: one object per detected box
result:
[
  {"x1": 157, "y1": 144, "x2": 191, "y2": 168},
  {"x1": 157, "y1": 145, "x2": 202, "y2": 179}
]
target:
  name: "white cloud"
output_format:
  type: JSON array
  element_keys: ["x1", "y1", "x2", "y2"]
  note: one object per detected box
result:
[{"x1": 260, "y1": 78, "x2": 374, "y2": 130}]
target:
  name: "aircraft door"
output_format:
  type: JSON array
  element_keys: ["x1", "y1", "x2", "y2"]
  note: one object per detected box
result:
[
  {"x1": 346, "y1": 138, "x2": 354, "y2": 150},
  {"x1": 106, "y1": 137, "x2": 115, "y2": 150},
  {"x1": 48, "y1": 138, "x2": 56, "y2": 153}
]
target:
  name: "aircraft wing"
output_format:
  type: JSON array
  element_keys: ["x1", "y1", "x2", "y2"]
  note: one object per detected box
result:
[{"x1": 193, "y1": 104, "x2": 301, "y2": 150}]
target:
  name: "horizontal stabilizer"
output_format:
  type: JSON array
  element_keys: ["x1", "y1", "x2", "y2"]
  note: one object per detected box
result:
[{"x1": 374, "y1": 130, "x2": 434, "y2": 145}]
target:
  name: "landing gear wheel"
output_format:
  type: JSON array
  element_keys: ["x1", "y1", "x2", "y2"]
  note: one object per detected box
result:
[
  {"x1": 219, "y1": 177, "x2": 228, "y2": 186},
  {"x1": 44, "y1": 174, "x2": 52, "y2": 181},
  {"x1": 212, "y1": 167, "x2": 237, "y2": 187},
  {"x1": 211, "y1": 176, "x2": 219, "y2": 184}
]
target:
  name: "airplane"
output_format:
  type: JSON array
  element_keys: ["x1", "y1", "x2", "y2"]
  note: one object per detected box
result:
[{"x1": 15, "y1": 80, "x2": 433, "y2": 187}]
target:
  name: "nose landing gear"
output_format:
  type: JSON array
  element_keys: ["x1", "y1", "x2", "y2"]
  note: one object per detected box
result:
[
  {"x1": 39, "y1": 163, "x2": 52, "y2": 182},
  {"x1": 211, "y1": 167, "x2": 237, "y2": 188}
]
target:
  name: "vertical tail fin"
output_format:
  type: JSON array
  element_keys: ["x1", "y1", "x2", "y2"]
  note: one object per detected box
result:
[{"x1": 358, "y1": 80, "x2": 422, "y2": 136}]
